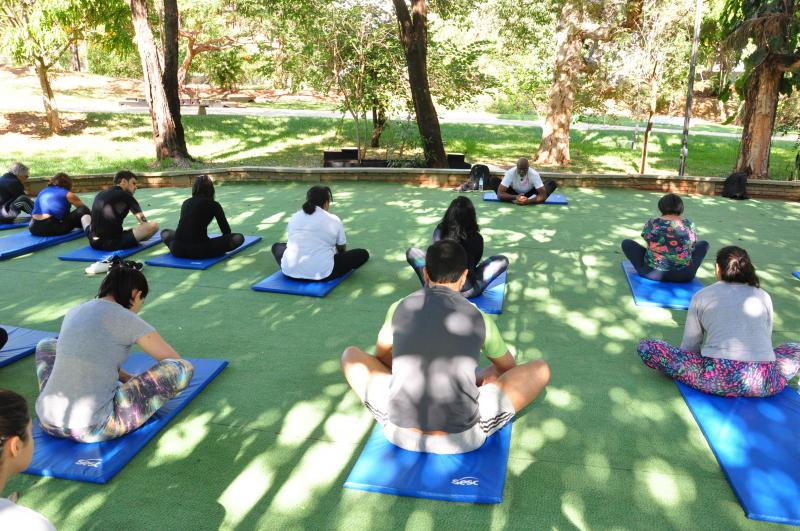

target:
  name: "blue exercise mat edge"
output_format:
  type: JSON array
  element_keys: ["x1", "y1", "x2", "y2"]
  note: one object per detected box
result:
[
  {"x1": 251, "y1": 269, "x2": 354, "y2": 297},
  {"x1": 469, "y1": 270, "x2": 507, "y2": 315},
  {"x1": 0, "y1": 229, "x2": 84, "y2": 261},
  {"x1": 676, "y1": 381, "x2": 800, "y2": 525},
  {"x1": 144, "y1": 235, "x2": 262, "y2": 270},
  {"x1": 0, "y1": 217, "x2": 30, "y2": 230},
  {"x1": 58, "y1": 233, "x2": 163, "y2": 262},
  {"x1": 25, "y1": 355, "x2": 228, "y2": 484},
  {"x1": 792, "y1": 272, "x2": 800, "y2": 280},
  {"x1": 482, "y1": 191, "x2": 568, "y2": 205},
  {"x1": 0, "y1": 325, "x2": 56, "y2": 368},
  {"x1": 344, "y1": 421, "x2": 512, "y2": 504},
  {"x1": 621, "y1": 260, "x2": 703, "y2": 310}
]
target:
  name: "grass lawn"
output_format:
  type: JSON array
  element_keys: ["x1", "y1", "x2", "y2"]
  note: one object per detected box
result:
[
  {"x1": 1, "y1": 183, "x2": 799, "y2": 530},
  {"x1": 1, "y1": 112, "x2": 797, "y2": 180}
]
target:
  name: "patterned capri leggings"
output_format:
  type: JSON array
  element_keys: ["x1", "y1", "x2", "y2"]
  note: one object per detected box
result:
[
  {"x1": 35, "y1": 338, "x2": 194, "y2": 442},
  {"x1": 405, "y1": 247, "x2": 509, "y2": 299},
  {"x1": 637, "y1": 339, "x2": 800, "y2": 397}
]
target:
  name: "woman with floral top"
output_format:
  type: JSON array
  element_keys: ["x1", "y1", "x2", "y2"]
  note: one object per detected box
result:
[{"x1": 621, "y1": 193, "x2": 709, "y2": 282}]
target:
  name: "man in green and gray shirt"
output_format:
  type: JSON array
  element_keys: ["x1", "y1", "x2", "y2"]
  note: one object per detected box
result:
[{"x1": 341, "y1": 240, "x2": 550, "y2": 454}]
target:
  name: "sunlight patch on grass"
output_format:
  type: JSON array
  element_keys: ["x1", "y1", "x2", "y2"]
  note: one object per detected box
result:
[
  {"x1": 151, "y1": 412, "x2": 212, "y2": 463},
  {"x1": 277, "y1": 398, "x2": 330, "y2": 446},
  {"x1": 218, "y1": 458, "x2": 275, "y2": 528}
]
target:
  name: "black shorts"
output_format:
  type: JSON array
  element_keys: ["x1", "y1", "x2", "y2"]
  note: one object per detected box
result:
[{"x1": 90, "y1": 229, "x2": 137, "y2": 251}]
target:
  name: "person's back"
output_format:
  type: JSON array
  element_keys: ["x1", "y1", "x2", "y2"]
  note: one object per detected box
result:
[
  {"x1": 388, "y1": 285, "x2": 487, "y2": 432},
  {"x1": 32, "y1": 185, "x2": 69, "y2": 219},
  {"x1": 174, "y1": 196, "x2": 226, "y2": 243},
  {"x1": 90, "y1": 185, "x2": 138, "y2": 238},
  {"x1": 36, "y1": 298, "x2": 154, "y2": 431},
  {"x1": 0, "y1": 172, "x2": 23, "y2": 204},
  {"x1": 682, "y1": 281, "x2": 774, "y2": 362},
  {"x1": 282, "y1": 206, "x2": 344, "y2": 279}
]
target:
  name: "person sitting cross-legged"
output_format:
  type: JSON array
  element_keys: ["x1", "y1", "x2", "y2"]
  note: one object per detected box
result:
[
  {"x1": 29, "y1": 173, "x2": 91, "y2": 237},
  {"x1": 637, "y1": 246, "x2": 800, "y2": 397},
  {"x1": 0, "y1": 162, "x2": 34, "y2": 222},
  {"x1": 342, "y1": 240, "x2": 550, "y2": 454},
  {"x1": 491, "y1": 157, "x2": 557, "y2": 205},
  {"x1": 160, "y1": 175, "x2": 244, "y2": 259},
  {"x1": 88, "y1": 170, "x2": 159, "y2": 252},
  {"x1": 406, "y1": 196, "x2": 508, "y2": 298},
  {"x1": 35, "y1": 258, "x2": 194, "y2": 442},
  {"x1": 621, "y1": 193, "x2": 709, "y2": 283}
]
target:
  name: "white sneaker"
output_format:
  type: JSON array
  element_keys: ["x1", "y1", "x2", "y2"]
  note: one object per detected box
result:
[{"x1": 84, "y1": 260, "x2": 111, "y2": 275}]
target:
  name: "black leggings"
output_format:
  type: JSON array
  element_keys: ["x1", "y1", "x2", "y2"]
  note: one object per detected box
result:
[
  {"x1": 0, "y1": 195, "x2": 34, "y2": 221},
  {"x1": 29, "y1": 206, "x2": 89, "y2": 237},
  {"x1": 0, "y1": 327, "x2": 7, "y2": 351},
  {"x1": 161, "y1": 229, "x2": 245, "y2": 259},
  {"x1": 622, "y1": 239, "x2": 710, "y2": 283},
  {"x1": 271, "y1": 242, "x2": 369, "y2": 280}
]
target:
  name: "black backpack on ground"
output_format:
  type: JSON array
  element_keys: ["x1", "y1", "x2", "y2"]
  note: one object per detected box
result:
[
  {"x1": 454, "y1": 164, "x2": 491, "y2": 192},
  {"x1": 721, "y1": 171, "x2": 749, "y2": 200}
]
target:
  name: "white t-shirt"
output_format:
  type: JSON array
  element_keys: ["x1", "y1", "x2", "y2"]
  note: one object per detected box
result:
[
  {"x1": 501, "y1": 167, "x2": 543, "y2": 194},
  {"x1": 0, "y1": 498, "x2": 56, "y2": 531},
  {"x1": 281, "y1": 207, "x2": 346, "y2": 279}
]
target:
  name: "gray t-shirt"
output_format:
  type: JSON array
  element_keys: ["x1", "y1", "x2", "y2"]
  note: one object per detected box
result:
[
  {"x1": 377, "y1": 286, "x2": 508, "y2": 433},
  {"x1": 36, "y1": 298, "x2": 155, "y2": 430},
  {"x1": 680, "y1": 281, "x2": 774, "y2": 362}
]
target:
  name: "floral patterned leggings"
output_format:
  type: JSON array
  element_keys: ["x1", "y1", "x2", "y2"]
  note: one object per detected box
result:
[
  {"x1": 35, "y1": 338, "x2": 194, "y2": 442},
  {"x1": 637, "y1": 339, "x2": 800, "y2": 397}
]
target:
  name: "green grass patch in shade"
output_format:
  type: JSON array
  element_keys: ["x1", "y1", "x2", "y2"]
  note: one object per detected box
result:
[
  {"x1": 1, "y1": 112, "x2": 797, "y2": 180},
  {"x1": 2, "y1": 183, "x2": 799, "y2": 530}
]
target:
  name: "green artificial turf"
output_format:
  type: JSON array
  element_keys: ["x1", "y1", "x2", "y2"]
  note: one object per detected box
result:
[{"x1": 1, "y1": 183, "x2": 798, "y2": 530}]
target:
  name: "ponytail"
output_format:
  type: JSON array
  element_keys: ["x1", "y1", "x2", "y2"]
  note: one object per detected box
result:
[
  {"x1": 716, "y1": 246, "x2": 759, "y2": 288},
  {"x1": 0, "y1": 389, "x2": 30, "y2": 463},
  {"x1": 97, "y1": 257, "x2": 149, "y2": 308},
  {"x1": 302, "y1": 186, "x2": 332, "y2": 215}
]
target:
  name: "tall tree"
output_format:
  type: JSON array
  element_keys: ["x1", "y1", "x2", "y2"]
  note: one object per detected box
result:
[
  {"x1": 129, "y1": 0, "x2": 191, "y2": 161},
  {"x1": 392, "y1": 0, "x2": 448, "y2": 168},
  {"x1": 0, "y1": 0, "x2": 106, "y2": 133},
  {"x1": 534, "y1": 0, "x2": 641, "y2": 166},
  {"x1": 720, "y1": 0, "x2": 799, "y2": 178}
]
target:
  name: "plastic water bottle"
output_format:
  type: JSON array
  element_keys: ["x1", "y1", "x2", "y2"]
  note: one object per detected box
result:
[{"x1": 478, "y1": 176, "x2": 484, "y2": 191}]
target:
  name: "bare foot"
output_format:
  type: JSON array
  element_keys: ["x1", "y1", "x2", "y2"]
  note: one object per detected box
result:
[{"x1": 9, "y1": 491, "x2": 18, "y2": 503}]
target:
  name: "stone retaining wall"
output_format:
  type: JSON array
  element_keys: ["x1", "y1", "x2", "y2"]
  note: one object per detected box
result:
[{"x1": 26, "y1": 167, "x2": 800, "y2": 201}]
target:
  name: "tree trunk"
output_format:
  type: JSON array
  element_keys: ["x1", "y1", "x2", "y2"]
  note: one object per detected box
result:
[
  {"x1": 640, "y1": 67, "x2": 658, "y2": 174},
  {"x1": 34, "y1": 58, "x2": 61, "y2": 134},
  {"x1": 392, "y1": 0, "x2": 448, "y2": 168},
  {"x1": 129, "y1": 0, "x2": 190, "y2": 162},
  {"x1": 534, "y1": 3, "x2": 583, "y2": 166},
  {"x1": 735, "y1": 60, "x2": 782, "y2": 179},
  {"x1": 177, "y1": 36, "x2": 196, "y2": 92},
  {"x1": 370, "y1": 105, "x2": 387, "y2": 148},
  {"x1": 161, "y1": 0, "x2": 191, "y2": 158},
  {"x1": 70, "y1": 41, "x2": 81, "y2": 72}
]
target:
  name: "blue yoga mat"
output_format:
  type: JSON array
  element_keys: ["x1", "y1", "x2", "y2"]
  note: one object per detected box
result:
[
  {"x1": 59, "y1": 233, "x2": 162, "y2": 262},
  {"x1": 676, "y1": 381, "x2": 800, "y2": 525},
  {"x1": 0, "y1": 325, "x2": 56, "y2": 368},
  {"x1": 793, "y1": 272, "x2": 800, "y2": 280},
  {"x1": 0, "y1": 229, "x2": 84, "y2": 261},
  {"x1": 25, "y1": 354, "x2": 227, "y2": 484},
  {"x1": 469, "y1": 271, "x2": 506, "y2": 315},
  {"x1": 0, "y1": 216, "x2": 30, "y2": 230},
  {"x1": 251, "y1": 270, "x2": 353, "y2": 297},
  {"x1": 483, "y1": 192, "x2": 568, "y2": 205},
  {"x1": 344, "y1": 422, "x2": 512, "y2": 503},
  {"x1": 145, "y1": 235, "x2": 262, "y2": 270},
  {"x1": 621, "y1": 261, "x2": 703, "y2": 310}
]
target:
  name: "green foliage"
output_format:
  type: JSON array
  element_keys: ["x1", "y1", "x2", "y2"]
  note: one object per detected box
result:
[
  {"x1": 86, "y1": 40, "x2": 141, "y2": 78},
  {"x1": 428, "y1": 39, "x2": 497, "y2": 109},
  {"x1": 194, "y1": 47, "x2": 245, "y2": 90}
]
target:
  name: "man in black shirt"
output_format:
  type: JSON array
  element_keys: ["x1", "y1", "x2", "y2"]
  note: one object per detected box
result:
[
  {"x1": 0, "y1": 162, "x2": 34, "y2": 222},
  {"x1": 89, "y1": 170, "x2": 159, "y2": 250}
]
